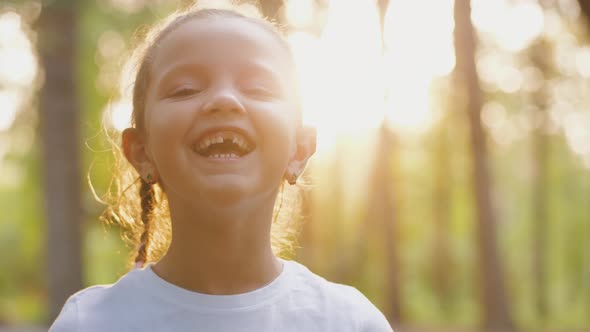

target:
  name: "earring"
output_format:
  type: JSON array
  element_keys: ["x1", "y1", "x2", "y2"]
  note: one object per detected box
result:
[
  {"x1": 145, "y1": 172, "x2": 155, "y2": 184},
  {"x1": 288, "y1": 172, "x2": 298, "y2": 185}
]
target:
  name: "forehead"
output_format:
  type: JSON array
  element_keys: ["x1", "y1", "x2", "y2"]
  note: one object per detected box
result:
[{"x1": 151, "y1": 17, "x2": 293, "y2": 78}]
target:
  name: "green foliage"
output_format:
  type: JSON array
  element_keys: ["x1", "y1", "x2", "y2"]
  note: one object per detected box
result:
[{"x1": 1, "y1": 0, "x2": 589, "y2": 329}]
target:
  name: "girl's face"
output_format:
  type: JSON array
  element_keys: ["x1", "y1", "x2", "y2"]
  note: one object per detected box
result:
[{"x1": 125, "y1": 17, "x2": 315, "y2": 209}]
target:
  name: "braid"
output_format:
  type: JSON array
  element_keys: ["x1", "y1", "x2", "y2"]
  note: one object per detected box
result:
[{"x1": 135, "y1": 179, "x2": 155, "y2": 268}]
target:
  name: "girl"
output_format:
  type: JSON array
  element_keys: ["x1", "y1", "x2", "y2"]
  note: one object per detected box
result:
[{"x1": 51, "y1": 3, "x2": 392, "y2": 331}]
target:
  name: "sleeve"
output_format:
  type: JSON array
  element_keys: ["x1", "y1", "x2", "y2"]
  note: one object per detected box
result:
[
  {"x1": 359, "y1": 306, "x2": 394, "y2": 332},
  {"x1": 49, "y1": 296, "x2": 79, "y2": 332},
  {"x1": 353, "y1": 289, "x2": 394, "y2": 332}
]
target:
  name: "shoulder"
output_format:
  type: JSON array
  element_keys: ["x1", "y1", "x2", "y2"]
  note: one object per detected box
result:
[
  {"x1": 49, "y1": 285, "x2": 108, "y2": 332},
  {"x1": 49, "y1": 269, "x2": 145, "y2": 332},
  {"x1": 322, "y1": 282, "x2": 393, "y2": 331},
  {"x1": 285, "y1": 260, "x2": 393, "y2": 331}
]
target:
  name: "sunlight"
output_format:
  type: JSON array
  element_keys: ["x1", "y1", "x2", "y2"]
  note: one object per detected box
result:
[
  {"x1": 285, "y1": 0, "x2": 314, "y2": 28},
  {"x1": 481, "y1": 101, "x2": 523, "y2": 146},
  {"x1": 107, "y1": 0, "x2": 145, "y2": 13},
  {"x1": 481, "y1": 101, "x2": 508, "y2": 130},
  {"x1": 575, "y1": 46, "x2": 590, "y2": 77},
  {"x1": 106, "y1": 55, "x2": 137, "y2": 132},
  {"x1": 286, "y1": 0, "x2": 457, "y2": 148},
  {"x1": 0, "y1": 11, "x2": 36, "y2": 133},
  {"x1": 97, "y1": 30, "x2": 126, "y2": 60},
  {"x1": 563, "y1": 111, "x2": 590, "y2": 156},
  {"x1": 477, "y1": 52, "x2": 525, "y2": 93},
  {"x1": 108, "y1": 0, "x2": 548, "y2": 149},
  {"x1": 0, "y1": 90, "x2": 21, "y2": 131},
  {"x1": 472, "y1": 0, "x2": 544, "y2": 52},
  {"x1": 382, "y1": 0, "x2": 455, "y2": 132},
  {"x1": 288, "y1": 0, "x2": 383, "y2": 151},
  {"x1": 105, "y1": 99, "x2": 133, "y2": 132},
  {"x1": 0, "y1": 12, "x2": 37, "y2": 86}
]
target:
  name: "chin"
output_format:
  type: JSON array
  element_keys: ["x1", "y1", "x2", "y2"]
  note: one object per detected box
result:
[{"x1": 202, "y1": 179, "x2": 253, "y2": 206}]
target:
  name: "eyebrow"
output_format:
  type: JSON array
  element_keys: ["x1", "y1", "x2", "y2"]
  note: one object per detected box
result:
[
  {"x1": 155, "y1": 62, "x2": 208, "y2": 88},
  {"x1": 240, "y1": 61, "x2": 284, "y2": 84}
]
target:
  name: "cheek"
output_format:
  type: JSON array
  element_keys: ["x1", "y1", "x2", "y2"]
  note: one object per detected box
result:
[
  {"x1": 254, "y1": 103, "x2": 299, "y2": 160},
  {"x1": 149, "y1": 103, "x2": 189, "y2": 132},
  {"x1": 145, "y1": 102, "x2": 195, "y2": 161},
  {"x1": 148, "y1": 97, "x2": 201, "y2": 134}
]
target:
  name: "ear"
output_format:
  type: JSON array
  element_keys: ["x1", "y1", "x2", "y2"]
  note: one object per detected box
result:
[
  {"x1": 285, "y1": 125, "x2": 317, "y2": 184},
  {"x1": 122, "y1": 128, "x2": 158, "y2": 182}
]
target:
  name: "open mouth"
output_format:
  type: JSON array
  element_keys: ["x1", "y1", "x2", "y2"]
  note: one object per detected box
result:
[{"x1": 192, "y1": 130, "x2": 255, "y2": 159}]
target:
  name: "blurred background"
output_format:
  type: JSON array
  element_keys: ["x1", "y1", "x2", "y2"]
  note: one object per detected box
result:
[{"x1": 1, "y1": 0, "x2": 589, "y2": 331}]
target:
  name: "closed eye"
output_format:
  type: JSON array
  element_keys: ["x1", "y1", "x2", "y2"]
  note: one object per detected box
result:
[
  {"x1": 243, "y1": 85, "x2": 279, "y2": 98},
  {"x1": 168, "y1": 87, "x2": 200, "y2": 98}
]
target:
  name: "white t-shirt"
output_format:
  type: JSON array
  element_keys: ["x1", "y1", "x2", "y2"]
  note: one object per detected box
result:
[{"x1": 50, "y1": 259, "x2": 393, "y2": 332}]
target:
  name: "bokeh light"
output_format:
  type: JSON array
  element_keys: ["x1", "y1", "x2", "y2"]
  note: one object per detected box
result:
[
  {"x1": 472, "y1": 0, "x2": 545, "y2": 52},
  {"x1": 3, "y1": 0, "x2": 590, "y2": 328},
  {"x1": 0, "y1": 11, "x2": 37, "y2": 133}
]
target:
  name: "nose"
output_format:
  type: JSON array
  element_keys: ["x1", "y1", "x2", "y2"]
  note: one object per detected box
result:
[{"x1": 202, "y1": 87, "x2": 246, "y2": 115}]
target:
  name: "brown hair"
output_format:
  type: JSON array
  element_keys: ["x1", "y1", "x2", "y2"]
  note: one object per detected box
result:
[{"x1": 99, "y1": 3, "x2": 304, "y2": 270}]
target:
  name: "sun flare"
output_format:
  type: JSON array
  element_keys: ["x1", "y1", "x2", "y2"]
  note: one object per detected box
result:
[
  {"x1": 286, "y1": 0, "x2": 456, "y2": 151},
  {"x1": 106, "y1": 0, "x2": 574, "y2": 157}
]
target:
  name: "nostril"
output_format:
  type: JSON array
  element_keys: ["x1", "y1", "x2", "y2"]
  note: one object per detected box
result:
[{"x1": 203, "y1": 92, "x2": 245, "y2": 114}]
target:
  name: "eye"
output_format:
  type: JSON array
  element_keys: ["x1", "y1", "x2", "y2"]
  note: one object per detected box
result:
[
  {"x1": 168, "y1": 87, "x2": 200, "y2": 98},
  {"x1": 243, "y1": 83, "x2": 278, "y2": 98}
]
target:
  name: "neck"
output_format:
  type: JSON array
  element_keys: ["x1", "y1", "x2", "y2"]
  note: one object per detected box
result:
[{"x1": 152, "y1": 195, "x2": 282, "y2": 295}]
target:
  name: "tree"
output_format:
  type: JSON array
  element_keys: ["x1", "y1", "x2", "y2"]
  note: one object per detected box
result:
[
  {"x1": 575, "y1": 0, "x2": 590, "y2": 318},
  {"x1": 431, "y1": 90, "x2": 454, "y2": 314},
  {"x1": 259, "y1": 0, "x2": 283, "y2": 22},
  {"x1": 577, "y1": 0, "x2": 590, "y2": 25},
  {"x1": 37, "y1": 0, "x2": 83, "y2": 322},
  {"x1": 453, "y1": 0, "x2": 515, "y2": 330},
  {"x1": 368, "y1": 122, "x2": 403, "y2": 323},
  {"x1": 528, "y1": 36, "x2": 553, "y2": 326},
  {"x1": 370, "y1": 0, "x2": 403, "y2": 323}
]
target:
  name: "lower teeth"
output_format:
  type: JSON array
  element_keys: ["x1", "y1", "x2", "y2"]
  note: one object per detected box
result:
[{"x1": 209, "y1": 153, "x2": 239, "y2": 159}]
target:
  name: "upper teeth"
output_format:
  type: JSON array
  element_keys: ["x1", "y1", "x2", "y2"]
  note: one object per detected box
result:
[{"x1": 196, "y1": 131, "x2": 250, "y2": 151}]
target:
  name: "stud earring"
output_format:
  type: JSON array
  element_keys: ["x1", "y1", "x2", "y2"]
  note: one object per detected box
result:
[
  {"x1": 145, "y1": 172, "x2": 155, "y2": 184},
  {"x1": 288, "y1": 172, "x2": 298, "y2": 185}
]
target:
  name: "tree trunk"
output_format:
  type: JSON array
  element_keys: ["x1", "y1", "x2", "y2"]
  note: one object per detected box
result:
[
  {"x1": 453, "y1": 0, "x2": 514, "y2": 330},
  {"x1": 573, "y1": 0, "x2": 590, "y2": 318},
  {"x1": 258, "y1": 0, "x2": 284, "y2": 22},
  {"x1": 375, "y1": 0, "x2": 402, "y2": 323},
  {"x1": 577, "y1": 0, "x2": 590, "y2": 26},
  {"x1": 37, "y1": 0, "x2": 83, "y2": 323},
  {"x1": 432, "y1": 109, "x2": 453, "y2": 314},
  {"x1": 528, "y1": 38, "x2": 552, "y2": 325},
  {"x1": 367, "y1": 123, "x2": 402, "y2": 323}
]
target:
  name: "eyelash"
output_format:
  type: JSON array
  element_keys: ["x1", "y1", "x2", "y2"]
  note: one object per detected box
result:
[
  {"x1": 169, "y1": 87, "x2": 199, "y2": 98},
  {"x1": 167, "y1": 84, "x2": 277, "y2": 99},
  {"x1": 245, "y1": 85, "x2": 275, "y2": 97}
]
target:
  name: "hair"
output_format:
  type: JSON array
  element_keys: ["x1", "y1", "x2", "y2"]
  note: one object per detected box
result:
[{"x1": 99, "y1": 2, "x2": 305, "y2": 270}]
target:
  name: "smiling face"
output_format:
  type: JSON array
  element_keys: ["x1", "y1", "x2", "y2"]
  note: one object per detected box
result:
[{"x1": 124, "y1": 16, "x2": 315, "y2": 212}]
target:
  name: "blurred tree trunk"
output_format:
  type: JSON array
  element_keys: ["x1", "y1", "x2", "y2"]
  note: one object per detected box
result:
[
  {"x1": 573, "y1": 0, "x2": 590, "y2": 316},
  {"x1": 432, "y1": 103, "x2": 453, "y2": 313},
  {"x1": 37, "y1": 0, "x2": 83, "y2": 322},
  {"x1": 453, "y1": 0, "x2": 514, "y2": 330},
  {"x1": 373, "y1": 0, "x2": 402, "y2": 323},
  {"x1": 368, "y1": 123, "x2": 402, "y2": 323},
  {"x1": 529, "y1": 37, "x2": 552, "y2": 326},
  {"x1": 578, "y1": 0, "x2": 590, "y2": 25},
  {"x1": 259, "y1": 0, "x2": 283, "y2": 22}
]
